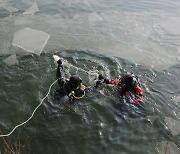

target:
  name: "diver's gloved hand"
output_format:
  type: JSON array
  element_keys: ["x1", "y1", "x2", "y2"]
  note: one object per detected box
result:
[
  {"x1": 95, "y1": 80, "x2": 101, "y2": 88},
  {"x1": 103, "y1": 78, "x2": 110, "y2": 84},
  {"x1": 57, "y1": 59, "x2": 62, "y2": 65},
  {"x1": 98, "y1": 74, "x2": 110, "y2": 83},
  {"x1": 98, "y1": 74, "x2": 105, "y2": 80},
  {"x1": 95, "y1": 74, "x2": 109, "y2": 88},
  {"x1": 95, "y1": 74, "x2": 104, "y2": 88},
  {"x1": 53, "y1": 55, "x2": 62, "y2": 65}
]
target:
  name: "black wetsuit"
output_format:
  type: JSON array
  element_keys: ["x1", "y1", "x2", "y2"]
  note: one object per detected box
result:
[
  {"x1": 56, "y1": 63, "x2": 86, "y2": 100},
  {"x1": 56, "y1": 63, "x2": 71, "y2": 95}
]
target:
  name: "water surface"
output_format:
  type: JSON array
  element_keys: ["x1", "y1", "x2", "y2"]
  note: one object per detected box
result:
[{"x1": 0, "y1": 0, "x2": 180, "y2": 154}]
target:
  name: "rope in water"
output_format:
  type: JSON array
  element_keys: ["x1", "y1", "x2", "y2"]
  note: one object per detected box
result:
[{"x1": 0, "y1": 79, "x2": 58, "y2": 137}]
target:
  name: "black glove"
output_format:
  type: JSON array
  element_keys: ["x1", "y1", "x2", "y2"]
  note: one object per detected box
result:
[
  {"x1": 95, "y1": 80, "x2": 102, "y2": 88},
  {"x1": 98, "y1": 74, "x2": 110, "y2": 84},
  {"x1": 103, "y1": 78, "x2": 109, "y2": 84},
  {"x1": 98, "y1": 74, "x2": 105, "y2": 80},
  {"x1": 57, "y1": 59, "x2": 62, "y2": 65}
]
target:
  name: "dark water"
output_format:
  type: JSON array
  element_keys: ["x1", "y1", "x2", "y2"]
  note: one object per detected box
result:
[
  {"x1": 0, "y1": 50, "x2": 179, "y2": 153},
  {"x1": 0, "y1": 0, "x2": 180, "y2": 154}
]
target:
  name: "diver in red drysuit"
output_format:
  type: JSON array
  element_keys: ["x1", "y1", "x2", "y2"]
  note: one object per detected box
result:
[{"x1": 96, "y1": 72, "x2": 144, "y2": 105}]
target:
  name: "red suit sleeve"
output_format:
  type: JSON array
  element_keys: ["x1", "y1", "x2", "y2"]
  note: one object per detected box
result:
[
  {"x1": 108, "y1": 79, "x2": 120, "y2": 85},
  {"x1": 131, "y1": 86, "x2": 144, "y2": 104},
  {"x1": 135, "y1": 86, "x2": 143, "y2": 96}
]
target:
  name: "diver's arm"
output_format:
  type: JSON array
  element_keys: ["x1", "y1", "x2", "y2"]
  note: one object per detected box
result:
[
  {"x1": 94, "y1": 74, "x2": 104, "y2": 88},
  {"x1": 95, "y1": 74, "x2": 120, "y2": 88},
  {"x1": 56, "y1": 60, "x2": 65, "y2": 86},
  {"x1": 135, "y1": 86, "x2": 144, "y2": 98},
  {"x1": 99, "y1": 74, "x2": 120, "y2": 84},
  {"x1": 107, "y1": 79, "x2": 120, "y2": 85}
]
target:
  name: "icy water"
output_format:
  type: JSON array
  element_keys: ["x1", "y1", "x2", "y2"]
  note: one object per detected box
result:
[{"x1": 0, "y1": 0, "x2": 180, "y2": 154}]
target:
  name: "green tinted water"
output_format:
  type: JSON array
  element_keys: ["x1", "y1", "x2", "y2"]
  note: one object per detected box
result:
[
  {"x1": 0, "y1": 0, "x2": 180, "y2": 154},
  {"x1": 0, "y1": 51, "x2": 179, "y2": 153}
]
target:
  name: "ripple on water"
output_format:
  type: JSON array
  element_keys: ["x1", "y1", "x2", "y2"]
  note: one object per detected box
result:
[{"x1": 0, "y1": 49, "x2": 180, "y2": 153}]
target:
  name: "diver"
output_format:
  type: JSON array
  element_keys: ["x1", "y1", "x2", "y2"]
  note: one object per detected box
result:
[
  {"x1": 53, "y1": 55, "x2": 86, "y2": 101},
  {"x1": 96, "y1": 72, "x2": 144, "y2": 105}
]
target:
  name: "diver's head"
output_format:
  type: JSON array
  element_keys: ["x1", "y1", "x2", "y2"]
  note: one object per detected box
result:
[
  {"x1": 121, "y1": 73, "x2": 138, "y2": 88},
  {"x1": 69, "y1": 75, "x2": 82, "y2": 90}
]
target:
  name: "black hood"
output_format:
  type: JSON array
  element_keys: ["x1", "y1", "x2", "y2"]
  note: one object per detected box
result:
[
  {"x1": 121, "y1": 74, "x2": 138, "y2": 91},
  {"x1": 69, "y1": 75, "x2": 82, "y2": 90}
]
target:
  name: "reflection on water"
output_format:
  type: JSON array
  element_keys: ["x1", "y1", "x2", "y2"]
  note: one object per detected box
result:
[{"x1": 0, "y1": 0, "x2": 180, "y2": 153}]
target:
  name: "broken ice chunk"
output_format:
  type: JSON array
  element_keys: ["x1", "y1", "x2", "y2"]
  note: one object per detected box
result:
[
  {"x1": 3, "y1": 5, "x2": 19, "y2": 13},
  {"x1": 157, "y1": 141, "x2": 180, "y2": 154},
  {"x1": 164, "y1": 117, "x2": 180, "y2": 136},
  {"x1": 172, "y1": 96, "x2": 180, "y2": 103},
  {"x1": 159, "y1": 17, "x2": 180, "y2": 35},
  {"x1": 12, "y1": 28, "x2": 50, "y2": 55},
  {"x1": 23, "y1": 2, "x2": 39, "y2": 15},
  {"x1": 146, "y1": 116, "x2": 157, "y2": 124},
  {"x1": 73, "y1": 12, "x2": 102, "y2": 24},
  {"x1": 88, "y1": 13, "x2": 102, "y2": 23},
  {"x1": 3, "y1": 54, "x2": 18, "y2": 65},
  {"x1": 178, "y1": 112, "x2": 180, "y2": 119}
]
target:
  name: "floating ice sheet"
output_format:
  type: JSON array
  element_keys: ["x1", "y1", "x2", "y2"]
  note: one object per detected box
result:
[
  {"x1": 164, "y1": 117, "x2": 180, "y2": 136},
  {"x1": 44, "y1": 12, "x2": 179, "y2": 71},
  {"x1": 157, "y1": 141, "x2": 180, "y2": 154},
  {"x1": 0, "y1": 8, "x2": 179, "y2": 70},
  {"x1": 173, "y1": 96, "x2": 180, "y2": 103},
  {"x1": 88, "y1": 13, "x2": 102, "y2": 23},
  {"x1": 146, "y1": 116, "x2": 157, "y2": 124},
  {"x1": 146, "y1": 116, "x2": 180, "y2": 136},
  {"x1": 22, "y1": 0, "x2": 35, "y2": 5},
  {"x1": 3, "y1": 54, "x2": 18, "y2": 65},
  {"x1": 178, "y1": 112, "x2": 180, "y2": 119},
  {"x1": 12, "y1": 28, "x2": 50, "y2": 55},
  {"x1": 3, "y1": 5, "x2": 19, "y2": 13},
  {"x1": 159, "y1": 17, "x2": 180, "y2": 34},
  {"x1": 23, "y1": 2, "x2": 39, "y2": 15},
  {"x1": 73, "y1": 13, "x2": 102, "y2": 24}
]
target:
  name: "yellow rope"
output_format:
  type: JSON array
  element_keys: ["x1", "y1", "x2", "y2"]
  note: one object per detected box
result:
[{"x1": 71, "y1": 90, "x2": 86, "y2": 100}]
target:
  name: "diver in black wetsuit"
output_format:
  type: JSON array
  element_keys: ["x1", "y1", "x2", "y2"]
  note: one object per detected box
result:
[{"x1": 54, "y1": 55, "x2": 86, "y2": 101}]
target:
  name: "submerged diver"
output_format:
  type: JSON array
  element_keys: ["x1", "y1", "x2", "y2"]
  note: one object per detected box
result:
[
  {"x1": 96, "y1": 72, "x2": 144, "y2": 105},
  {"x1": 53, "y1": 55, "x2": 86, "y2": 101}
]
